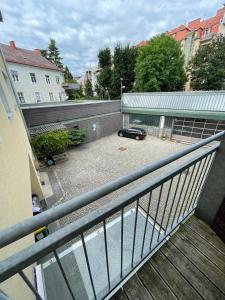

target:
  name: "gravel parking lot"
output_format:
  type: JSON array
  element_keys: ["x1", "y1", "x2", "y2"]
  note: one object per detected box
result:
[{"x1": 47, "y1": 133, "x2": 204, "y2": 229}]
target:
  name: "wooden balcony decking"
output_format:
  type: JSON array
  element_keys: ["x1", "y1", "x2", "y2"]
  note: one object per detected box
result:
[{"x1": 111, "y1": 215, "x2": 225, "y2": 300}]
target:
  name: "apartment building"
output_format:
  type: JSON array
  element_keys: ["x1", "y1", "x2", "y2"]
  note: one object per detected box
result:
[
  {"x1": 77, "y1": 65, "x2": 100, "y2": 95},
  {"x1": 167, "y1": 6, "x2": 225, "y2": 65},
  {"x1": 0, "y1": 41, "x2": 66, "y2": 104},
  {"x1": 0, "y1": 46, "x2": 44, "y2": 299}
]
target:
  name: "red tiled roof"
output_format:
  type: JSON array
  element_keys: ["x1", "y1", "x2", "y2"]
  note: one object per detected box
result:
[
  {"x1": 168, "y1": 7, "x2": 225, "y2": 42},
  {"x1": 0, "y1": 43, "x2": 62, "y2": 71},
  {"x1": 135, "y1": 40, "x2": 148, "y2": 48}
]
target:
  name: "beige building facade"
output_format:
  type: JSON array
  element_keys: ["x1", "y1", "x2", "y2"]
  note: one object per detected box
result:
[{"x1": 0, "y1": 47, "x2": 43, "y2": 299}]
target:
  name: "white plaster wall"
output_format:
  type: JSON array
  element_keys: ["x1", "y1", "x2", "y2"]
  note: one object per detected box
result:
[{"x1": 8, "y1": 62, "x2": 66, "y2": 103}]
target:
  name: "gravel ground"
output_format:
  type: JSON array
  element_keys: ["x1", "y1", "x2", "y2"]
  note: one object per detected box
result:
[{"x1": 45, "y1": 133, "x2": 213, "y2": 231}]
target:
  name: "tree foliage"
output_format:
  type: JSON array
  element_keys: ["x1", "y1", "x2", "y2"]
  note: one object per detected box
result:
[
  {"x1": 84, "y1": 79, "x2": 94, "y2": 98},
  {"x1": 135, "y1": 34, "x2": 186, "y2": 92},
  {"x1": 188, "y1": 35, "x2": 225, "y2": 90},
  {"x1": 41, "y1": 39, "x2": 63, "y2": 68},
  {"x1": 97, "y1": 48, "x2": 112, "y2": 99},
  {"x1": 64, "y1": 66, "x2": 74, "y2": 82},
  {"x1": 111, "y1": 44, "x2": 137, "y2": 99}
]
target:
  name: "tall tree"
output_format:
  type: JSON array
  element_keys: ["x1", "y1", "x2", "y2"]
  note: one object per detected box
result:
[
  {"x1": 84, "y1": 79, "x2": 93, "y2": 98},
  {"x1": 47, "y1": 39, "x2": 63, "y2": 68},
  {"x1": 135, "y1": 34, "x2": 186, "y2": 92},
  {"x1": 111, "y1": 44, "x2": 137, "y2": 99},
  {"x1": 96, "y1": 48, "x2": 112, "y2": 99},
  {"x1": 64, "y1": 66, "x2": 74, "y2": 82},
  {"x1": 188, "y1": 35, "x2": 225, "y2": 90}
]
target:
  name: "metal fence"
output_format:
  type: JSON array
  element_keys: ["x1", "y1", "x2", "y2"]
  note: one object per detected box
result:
[{"x1": 0, "y1": 131, "x2": 224, "y2": 300}]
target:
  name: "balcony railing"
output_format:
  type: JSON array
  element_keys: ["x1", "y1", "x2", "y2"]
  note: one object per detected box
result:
[{"x1": 0, "y1": 131, "x2": 224, "y2": 300}]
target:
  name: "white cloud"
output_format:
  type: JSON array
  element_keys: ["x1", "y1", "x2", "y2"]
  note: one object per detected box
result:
[{"x1": 0, "y1": 0, "x2": 223, "y2": 74}]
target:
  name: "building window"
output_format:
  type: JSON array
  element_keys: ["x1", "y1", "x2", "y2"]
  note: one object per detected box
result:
[
  {"x1": 49, "y1": 92, "x2": 54, "y2": 101},
  {"x1": 45, "y1": 75, "x2": 50, "y2": 84},
  {"x1": 59, "y1": 92, "x2": 64, "y2": 101},
  {"x1": 11, "y1": 70, "x2": 19, "y2": 82},
  {"x1": 17, "y1": 92, "x2": 25, "y2": 104},
  {"x1": 56, "y1": 76, "x2": 60, "y2": 84},
  {"x1": 35, "y1": 92, "x2": 42, "y2": 103},
  {"x1": 204, "y1": 28, "x2": 209, "y2": 36},
  {"x1": 30, "y1": 73, "x2": 37, "y2": 83}
]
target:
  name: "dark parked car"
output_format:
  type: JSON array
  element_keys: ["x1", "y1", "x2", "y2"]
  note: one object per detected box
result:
[{"x1": 118, "y1": 127, "x2": 147, "y2": 140}]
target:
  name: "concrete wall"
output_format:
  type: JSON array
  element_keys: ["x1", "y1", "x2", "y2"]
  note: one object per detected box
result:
[
  {"x1": 0, "y1": 50, "x2": 43, "y2": 299},
  {"x1": 65, "y1": 112, "x2": 122, "y2": 142},
  {"x1": 8, "y1": 62, "x2": 66, "y2": 104},
  {"x1": 22, "y1": 100, "x2": 121, "y2": 127}
]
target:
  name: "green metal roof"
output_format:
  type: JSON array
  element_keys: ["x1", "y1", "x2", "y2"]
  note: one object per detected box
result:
[{"x1": 122, "y1": 91, "x2": 225, "y2": 119}]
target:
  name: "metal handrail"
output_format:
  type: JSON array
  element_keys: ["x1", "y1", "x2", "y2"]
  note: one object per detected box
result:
[
  {"x1": 0, "y1": 143, "x2": 219, "y2": 283},
  {"x1": 0, "y1": 131, "x2": 224, "y2": 249}
]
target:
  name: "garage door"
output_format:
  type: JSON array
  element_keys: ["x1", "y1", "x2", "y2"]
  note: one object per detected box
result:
[{"x1": 171, "y1": 117, "x2": 225, "y2": 143}]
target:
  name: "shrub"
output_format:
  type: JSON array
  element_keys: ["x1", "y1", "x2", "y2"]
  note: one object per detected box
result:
[
  {"x1": 69, "y1": 128, "x2": 87, "y2": 146},
  {"x1": 31, "y1": 130, "x2": 71, "y2": 159}
]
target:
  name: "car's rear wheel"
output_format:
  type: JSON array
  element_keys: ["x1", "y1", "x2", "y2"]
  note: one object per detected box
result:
[
  {"x1": 135, "y1": 135, "x2": 140, "y2": 140},
  {"x1": 119, "y1": 132, "x2": 123, "y2": 137}
]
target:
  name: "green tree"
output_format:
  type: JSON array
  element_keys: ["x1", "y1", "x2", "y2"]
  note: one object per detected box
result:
[
  {"x1": 47, "y1": 39, "x2": 63, "y2": 68},
  {"x1": 84, "y1": 79, "x2": 93, "y2": 98},
  {"x1": 40, "y1": 49, "x2": 47, "y2": 58},
  {"x1": 64, "y1": 66, "x2": 74, "y2": 82},
  {"x1": 97, "y1": 48, "x2": 112, "y2": 98},
  {"x1": 189, "y1": 35, "x2": 225, "y2": 90},
  {"x1": 135, "y1": 34, "x2": 186, "y2": 92},
  {"x1": 111, "y1": 44, "x2": 137, "y2": 99}
]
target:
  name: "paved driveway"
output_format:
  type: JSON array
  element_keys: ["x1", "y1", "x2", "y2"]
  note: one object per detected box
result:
[{"x1": 47, "y1": 134, "x2": 193, "y2": 229}]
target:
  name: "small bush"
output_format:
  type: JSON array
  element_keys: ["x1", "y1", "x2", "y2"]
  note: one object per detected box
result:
[
  {"x1": 69, "y1": 128, "x2": 87, "y2": 146},
  {"x1": 31, "y1": 130, "x2": 71, "y2": 159}
]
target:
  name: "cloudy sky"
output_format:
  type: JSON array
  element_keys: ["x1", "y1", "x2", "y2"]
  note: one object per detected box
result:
[{"x1": 1, "y1": 0, "x2": 224, "y2": 75}]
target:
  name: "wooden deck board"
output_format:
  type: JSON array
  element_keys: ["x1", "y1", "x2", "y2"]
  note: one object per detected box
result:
[
  {"x1": 137, "y1": 261, "x2": 177, "y2": 300},
  {"x1": 110, "y1": 289, "x2": 128, "y2": 300},
  {"x1": 111, "y1": 216, "x2": 225, "y2": 300},
  {"x1": 123, "y1": 274, "x2": 153, "y2": 300},
  {"x1": 180, "y1": 224, "x2": 225, "y2": 272},
  {"x1": 150, "y1": 250, "x2": 202, "y2": 300}
]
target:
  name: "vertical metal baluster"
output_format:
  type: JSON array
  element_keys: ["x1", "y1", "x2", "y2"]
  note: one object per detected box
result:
[
  {"x1": 157, "y1": 179, "x2": 173, "y2": 242},
  {"x1": 165, "y1": 173, "x2": 182, "y2": 233},
  {"x1": 192, "y1": 154, "x2": 213, "y2": 208},
  {"x1": 81, "y1": 234, "x2": 97, "y2": 300},
  {"x1": 120, "y1": 207, "x2": 124, "y2": 279},
  {"x1": 141, "y1": 191, "x2": 152, "y2": 258},
  {"x1": 131, "y1": 199, "x2": 139, "y2": 268},
  {"x1": 186, "y1": 159, "x2": 203, "y2": 212},
  {"x1": 182, "y1": 163, "x2": 197, "y2": 217},
  {"x1": 149, "y1": 184, "x2": 163, "y2": 250},
  {"x1": 103, "y1": 219, "x2": 110, "y2": 290},
  {"x1": 19, "y1": 270, "x2": 44, "y2": 300},
  {"x1": 171, "y1": 169, "x2": 189, "y2": 227},
  {"x1": 176, "y1": 167, "x2": 191, "y2": 222},
  {"x1": 53, "y1": 250, "x2": 76, "y2": 300},
  {"x1": 188, "y1": 158, "x2": 207, "y2": 210}
]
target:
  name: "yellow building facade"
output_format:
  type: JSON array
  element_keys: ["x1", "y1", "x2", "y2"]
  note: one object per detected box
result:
[{"x1": 0, "y1": 48, "x2": 43, "y2": 299}]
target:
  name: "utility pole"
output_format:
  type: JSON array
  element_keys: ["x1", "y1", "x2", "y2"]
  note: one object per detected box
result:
[{"x1": 120, "y1": 77, "x2": 125, "y2": 99}]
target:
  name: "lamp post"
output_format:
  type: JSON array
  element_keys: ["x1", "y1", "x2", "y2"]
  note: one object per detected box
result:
[{"x1": 120, "y1": 77, "x2": 125, "y2": 99}]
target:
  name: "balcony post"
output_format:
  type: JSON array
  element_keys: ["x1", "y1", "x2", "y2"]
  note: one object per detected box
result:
[{"x1": 196, "y1": 135, "x2": 225, "y2": 225}]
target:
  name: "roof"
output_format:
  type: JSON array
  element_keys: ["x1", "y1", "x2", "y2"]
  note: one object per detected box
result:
[
  {"x1": 122, "y1": 91, "x2": 225, "y2": 119},
  {"x1": 0, "y1": 43, "x2": 62, "y2": 71},
  {"x1": 29, "y1": 122, "x2": 66, "y2": 135},
  {"x1": 167, "y1": 7, "x2": 225, "y2": 42},
  {"x1": 135, "y1": 40, "x2": 148, "y2": 48}
]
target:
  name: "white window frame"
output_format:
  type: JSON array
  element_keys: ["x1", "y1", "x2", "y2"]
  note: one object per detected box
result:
[
  {"x1": 35, "y1": 92, "x2": 42, "y2": 103},
  {"x1": 17, "y1": 92, "x2": 25, "y2": 104},
  {"x1": 45, "y1": 75, "x2": 50, "y2": 84},
  {"x1": 30, "y1": 73, "x2": 37, "y2": 83},
  {"x1": 56, "y1": 76, "x2": 60, "y2": 84},
  {"x1": 11, "y1": 70, "x2": 19, "y2": 82},
  {"x1": 49, "y1": 92, "x2": 54, "y2": 101}
]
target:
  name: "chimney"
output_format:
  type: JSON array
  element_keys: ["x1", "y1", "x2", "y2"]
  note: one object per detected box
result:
[
  {"x1": 9, "y1": 41, "x2": 16, "y2": 49},
  {"x1": 34, "y1": 49, "x2": 41, "y2": 55}
]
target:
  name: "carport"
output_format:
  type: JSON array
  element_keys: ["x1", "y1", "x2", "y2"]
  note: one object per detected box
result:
[{"x1": 122, "y1": 91, "x2": 225, "y2": 143}]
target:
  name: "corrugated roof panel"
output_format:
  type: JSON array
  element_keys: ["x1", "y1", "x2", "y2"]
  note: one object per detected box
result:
[{"x1": 122, "y1": 91, "x2": 225, "y2": 113}]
